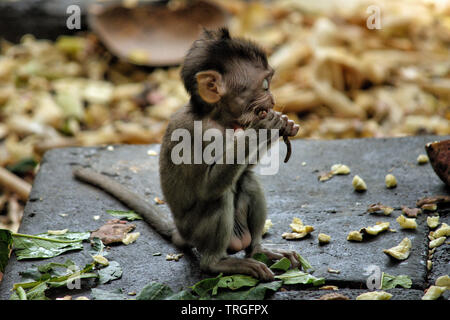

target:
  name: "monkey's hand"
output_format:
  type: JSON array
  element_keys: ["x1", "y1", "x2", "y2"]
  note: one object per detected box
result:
[
  {"x1": 248, "y1": 245, "x2": 300, "y2": 269},
  {"x1": 245, "y1": 109, "x2": 299, "y2": 137}
]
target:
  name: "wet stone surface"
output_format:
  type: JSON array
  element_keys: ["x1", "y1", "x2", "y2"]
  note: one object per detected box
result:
[{"x1": 0, "y1": 135, "x2": 449, "y2": 300}]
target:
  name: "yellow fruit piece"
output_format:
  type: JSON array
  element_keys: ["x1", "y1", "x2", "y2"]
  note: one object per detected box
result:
[
  {"x1": 427, "y1": 216, "x2": 439, "y2": 229},
  {"x1": 356, "y1": 291, "x2": 392, "y2": 300},
  {"x1": 422, "y1": 203, "x2": 437, "y2": 211},
  {"x1": 385, "y1": 174, "x2": 397, "y2": 188},
  {"x1": 363, "y1": 222, "x2": 390, "y2": 235},
  {"x1": 92, "y1": 255, "x2": 109, "y2": 266},
  {"x1": 396, "y1": 215, "x2": 417, "y2": 229},
  {"x1": 429, "y1": 237, "x2": 446, "y2": 249},
  {"x1": 318, "y1": 233, "x2": 331, "y2": 244},
  {"x1": 347, "y1": 230, "x2": 363, "y2": 242},
  {"x1": 383, "y1": 237, "x2": 411, "y2": 260},
  {"x1": 166, "y1": 253, "x2": 183, "y2": 261},
  {"x1": 122, "y1": 232, "x2": 140, "y2": 245},
  {"x1": 263, "y1": 219, "x2": 273, "y2": 235},
  {"x1": 352, "y1": 175, "x2": 367, "y2": 192},
  {"x1": 289, "y1": 217, "x2": 314, "y2": 234},
  {"x1": 435, "y1": 275, "x2": 450, "y2": 289},
  {"x1": 282, "y1": 232, "x2": 309, "y2": 240},
  {"x1": 417, "y1": 154, "x2": 429, "y2": 164},
  {"x1": 331, "y1": 164, "x2": 350, "y2": 175},
  {"x1": 434, "y1": 223, "x2": 450, "y2": 238},
  {"x1": 422, "y1": 286, "x2": 447, "y2": 300}
]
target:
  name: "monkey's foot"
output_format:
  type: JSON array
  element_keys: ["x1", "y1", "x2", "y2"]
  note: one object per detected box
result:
[
  {"x1": 205, "y1": 257, "x2": 275, "y2": 281},
  {"x1": 249, "y1": 246, "x2": 300, "y2": 268}
]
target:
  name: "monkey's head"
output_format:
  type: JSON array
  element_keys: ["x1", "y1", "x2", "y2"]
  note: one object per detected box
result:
[{"x1": 181, "y1": 28, "x2": 275, "y2": 126}]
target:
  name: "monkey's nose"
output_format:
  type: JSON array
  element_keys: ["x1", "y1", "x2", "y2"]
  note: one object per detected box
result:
[{"x1": 270, "y1": 94, "x2": 275, "y2": 106}]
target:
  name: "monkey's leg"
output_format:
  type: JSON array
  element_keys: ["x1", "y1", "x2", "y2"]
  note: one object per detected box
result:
[
  {"x1": 195, "y1": 195, "x2": 275, "y2": 281},
  {"x1": 241, "y1": 171, "x2": 300, "y2": 267}
]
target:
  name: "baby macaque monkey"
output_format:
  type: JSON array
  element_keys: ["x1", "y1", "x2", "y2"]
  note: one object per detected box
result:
[{"x1": 74, "y1": 28, "x2": 300, "y2": 281}]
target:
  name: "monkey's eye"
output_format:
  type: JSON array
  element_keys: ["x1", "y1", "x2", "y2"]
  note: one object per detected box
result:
[{"x1": 262, "y1": 79, "x2": 269, "y2": 90}]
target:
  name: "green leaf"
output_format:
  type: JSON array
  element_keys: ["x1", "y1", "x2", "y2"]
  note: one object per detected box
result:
[
  {"x1": 0, "y1": 229, "x2": 13, "y2": 273},
  {"x1": 98, "y1": 261, "x2": 122, "y2": 284},
  {"x1": 19, "y1": 260, "x2": 75, "y2": 281},
  {"x1": 37, "y1": 259, "x2": 76, "y2": 274},
  {"x1": 165, "y1": 290, "x2": 198, "y2": 300},
  {"x1": 136, "y1": 282, "x2": 174, "y2": 300},
  {"x1": 89, "y1": 237, "x2": 108, "y2": 256},
  {"x1": 381, "y1": 273, "x2": 412, "y2": 289},
  {"x1": 12, "y1": 260, "x2": 97, "y2": 300},
  {"x1": 215, "y1": 281, "x2": 282, "y2": 300},
  {"x1": 106, "y1": 210, "x2": 142, "y2": 221},
  {"x1": 12, "y1": 232, "x2": 90, "y2": 260},
  {"x1": 269, "y1": 257, "x2": 291, "y2": 271},
  {"x1": 190, "y1": 273, "x2": 223, "y2": 298},
  {"x1": 91, "y1": 288, "x2": 127, "y2": 300},
  {"x1": 6, "y1": 157, "x2": 38, "y2": 175},
  {"x1": 252, "y1": 253, "x2": 271, "y2": 266},
  {"x1": 275, "y1": 268, "x2": 324, "y2": 286},
  {"x1": 213, "y1": 275, "x2": 259, "y2": 295},
  {"x1": 296, "y1": 252, "x2": 314, "y2": 272}
]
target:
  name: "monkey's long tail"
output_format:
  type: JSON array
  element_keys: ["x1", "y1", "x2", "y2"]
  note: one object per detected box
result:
[{"x1": 73, "y1": 167, "x2": 175, "y2": 240}]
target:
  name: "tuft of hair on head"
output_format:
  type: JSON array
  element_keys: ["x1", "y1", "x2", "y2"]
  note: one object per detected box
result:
[{"x1": 181, "y1": 27, "x2": 268, "y2": 112}]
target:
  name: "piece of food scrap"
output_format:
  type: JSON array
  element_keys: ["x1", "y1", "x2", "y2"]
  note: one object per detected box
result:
[
  {"x1": 422, "y1": 286, "x2": 447, "y2": 300},
  {"x1": 435, "y1": 275, "x2": 450, "y2": 289},
  {"x1": 417, "y1": 154, "x2": 429, "y2": 165},
  {"x1": 401, "y1": 206, "x2": 421, "y2": 218},
  {"x1": 429, "y1": 237, "x2": 446, "y2": 249},
  {"x1": 282, "y1": 217, "x2": 314, "y2": 240},
  {"x1": 383, "y1": 237, "x2": 411, "y2": 260},
  {"x1": 347, "y1": 230, "x2": 363, "y2": 242},
  {"x1": 318, "y1": 164, "x2": 350, "y2": 182},
  {"x1": 331, "y1": 164, "x2": 350, "y2": 175},
  {"x1": 319, "y1": 293, "x2": 349, "y2": 300},
  {"x1": 327, "y1": 268, "x2": 341, "y2": 274},
  {"x1": 318, "y1": 233, "x2": 331, "y2": 244},
  {"x1": 122, "y1": 232, "x2": 140, "y2": 245},
  {"x1": 361, "y1": 222, "x2": 390, "y2": 236},
  {"x1": 90, "y1": 219, "x2": 136, "y2": 245},
  {"x1": 263, "y1": 219, "x2": 273, "y2": 236},
  {"x1": 367, "y1": 203, "x2": 394, "y2": 215},
  {"x1": 154, "y1": 197, "x2": 165, "y2": 205},
  {"x1": 352, "y1": 175, "x2": 367, "y2": 192},
  {"x1": 422, "y1": 203, "x2": 437, "y2": 211},
  {"x1": 396, "y1": 215, "x2": 417, "y2": 229},
  {"x1": 166, "y1": 253, "x2": 183, "y2": 261},
  {"x1": 92, "y1": 255, "x2": 109, "y2": 266},
  {"x1": 434, "y1": 223, "x2": 450, "y2": 238},
  {"x1": 356, "y1": 291, "x2": 392, "y2": 300},
  {"x1": 416, "y1": 195, "x2": 450, "y2": 208},
  {"x1": 319, "y1": 285, "x2": 338, "y2": 290},
  {"x1": 385, "y1": 174, "x2": 397, "y2": 188},
  {"x1": 427, "y1": 216, "x2": 439, "y2": 229}
]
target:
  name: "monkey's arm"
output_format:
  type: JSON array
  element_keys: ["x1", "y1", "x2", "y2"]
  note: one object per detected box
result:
[
  {"x1": 73, "y1": 167, "x2": 175, "y2": 239},
  {"x1": 201, "y1": 132, "x2": 253, "y2": 199}
]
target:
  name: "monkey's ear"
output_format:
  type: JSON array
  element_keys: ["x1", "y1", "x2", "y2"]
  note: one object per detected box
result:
[{"x1": 195, "y1": 70, "x2": 226, "y2": 104}]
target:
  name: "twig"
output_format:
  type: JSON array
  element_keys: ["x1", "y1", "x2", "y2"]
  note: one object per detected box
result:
[{"x1": 0, "y1": 167, "x2": 31, "y2": 201}]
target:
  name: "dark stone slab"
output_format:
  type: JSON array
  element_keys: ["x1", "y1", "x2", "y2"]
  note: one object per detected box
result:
[
  {"x1": 0, "y1": 135, "x2": 449, "y2": 300},
  {"x1": 271, "y1": 288, "x2": 425, "y2": 300}
]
